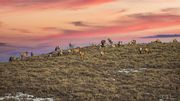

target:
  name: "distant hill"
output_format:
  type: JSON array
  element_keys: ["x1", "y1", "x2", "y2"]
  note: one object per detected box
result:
[{"x1": 0, "y1": 42, "x2": 180, "y2": 101}]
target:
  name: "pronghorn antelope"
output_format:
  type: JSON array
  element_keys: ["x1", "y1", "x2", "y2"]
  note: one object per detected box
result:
[
  {"x1": 79, "y1": 51, "x2": 85, "y2": 60},
  {"x1": 107, "y1": 38, "x2": 113, "y2": 45},
  {"x1": 139, "y1": 47, "x2": 143, "y2": 54},
  {"x1": 117, "y1": 41, "x2": 123, "y2": 47},
  {"x1": 31, "y1": 52, "x2": 34, "y2": 57},
  {"x1": 48, "y1": 53, "x2": 52, "y2": 58},
  {"x1": 100, "y1": 51, "x2": 105, "y2": 56},
  {"x1": 101, "y1": 40, "x2": 106, "y2": 47},
  {"x1": 154, "y1": 39, "x2": 162, "y2": 43},
  {"x1": 9, "y1": 56, "x2": 16, "y2": 62},
  {"x1": 138, "y1": 47, "x2": 150, "y2": 54},
  {"x1": 129, "y1": 40, "x2": 137, "y2": 45},
  {"x1": 58, "y1": 49, "x2": 63, "y2": 56},
  {"x1": 68, "y1": 49, "x2": 72, "y2": 53},
  {"x1": 20, "y1": 52, "x2": 28, "y2": 60},
  {"x1": 55, "y1": 46, "x2": 60, "y2": 51},
  {"x1": 69, "y1": 43, "x2": 74, "y2": 49},
  {"x1": 73, "y1": 48, "x2": 80, "y2": 54},
  {"x1": 173, "y1": 39, "x2": 178, "y2": 43},
  {"x1": 144, "y1": 48, "x2": 150, "y2": 54},
  {"x1": 111, "y1": 44, "x2": 116, "y2": 48}
]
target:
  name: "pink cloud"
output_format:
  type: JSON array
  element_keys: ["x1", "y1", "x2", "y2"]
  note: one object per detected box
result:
[
  {"x1": 0, "y1": 0, "x2": 115, "y2": 10},
  {"x1": 38, "y1": 13, "x2": 180, "y2": 40}
]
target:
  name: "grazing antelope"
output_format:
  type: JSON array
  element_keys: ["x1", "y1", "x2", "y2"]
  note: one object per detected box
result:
[
  {"x1": 100, "y1": 51, "x2": 105, "y2": 56},
  {"x1": 138, "y1": 47, "x2": 150, "y2": 54},
  {"x1": 173, "y1": 39, "x2": 178, "y2": 43},
  {"x1": 144, "y1": 48, "x2": 150, "y2": 54},
  {"x1": 79, "y1": 51, "x2": 85, "y2": 60},
  {"x1": 111, "y1": 44, "x2": 116, "y2": 48},
  {"x1": 68, "y1": 49, "x2": 72, "y2": 53},
  {"x1": 91, "y1": 43, "x2": 97, "y2": 47},
  {"x1": 48, "y1": 53, "x2": 52, "y2": 58},
  {"x1": 73, "y1": 48, "x2": 80, "y2": 54},
  {"x1": 154, "y1": 39, "x2": 162, "y2": 43},
  {"x1": 58, "y1": 49, "x2": 63, "y2": 56}
]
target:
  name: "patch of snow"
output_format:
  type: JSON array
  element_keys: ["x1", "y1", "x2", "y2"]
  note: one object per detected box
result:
[
  {"x1": 0, "y1": 92, "x2": 54, "y2": 101},
  {"x1": 118, "y1": 68, "x2": 147, "y2": 74}
]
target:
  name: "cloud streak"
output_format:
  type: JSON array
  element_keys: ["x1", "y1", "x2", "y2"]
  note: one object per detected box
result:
[
  {"x1": 71, "y1": 21, "x2": 89, "y2": 27},
  {"x1": 142, "y1": 34, "x2": 180, "y2": 38},
  {"x1": 10, "y1": 28, "x2": 31, "y2": 33},
  {"x1": 0, "y1": 42, "x2": 8, "y2": 47}
]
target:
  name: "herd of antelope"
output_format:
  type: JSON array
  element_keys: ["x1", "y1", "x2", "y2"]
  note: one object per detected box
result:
[{"x1": 9, "y1": 39, "x2": 178, "y2": 62}]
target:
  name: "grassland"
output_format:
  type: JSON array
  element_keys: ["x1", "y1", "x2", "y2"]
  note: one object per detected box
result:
[{"x1": 0, "y1": 42, "x2": 180, "y2": 101}]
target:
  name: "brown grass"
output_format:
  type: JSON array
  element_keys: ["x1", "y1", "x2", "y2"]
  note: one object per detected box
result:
[{"x1": 0, "y1": 42, "x2": 180, "y2": 101}]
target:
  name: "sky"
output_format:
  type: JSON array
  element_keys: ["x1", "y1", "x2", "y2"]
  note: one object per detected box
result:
[{"x1": 0, "y1": 0, "x2": 180, "y2": 61}]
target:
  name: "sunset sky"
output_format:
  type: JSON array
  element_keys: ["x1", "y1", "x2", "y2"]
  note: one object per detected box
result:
[{"x1": 0, "y1": 0, "x2": 180, "y2": 61}]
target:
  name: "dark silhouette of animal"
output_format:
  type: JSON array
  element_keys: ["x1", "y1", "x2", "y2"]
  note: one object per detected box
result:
[
  {"x1": 31, "y1": 52, "x2": 34, "y2": 57},
  {"x1": 107, "y1": 38, "x2": 113, "y2": 45},
  {"x1": 101, "y1": 40, "x2": 106, "y2": 47},
  {"x1": 117, "y1": 41, "x2": 123, "y2": 47},
  {"x1": 55, "y1": 46, "x2": 60, "y2": 51},
  {"x1": 69, "y1": 43, "x2": 74, "y2": 49},
  {"x1": 129, "y1": 40, "x2": 137, "y2": 45},
  {"x1": 9, "y1": 56, "x2": 16, "y2": 62},
  {"x1": 173, "y1": 39, "x2": 178, "y2": 43},
  {"x1": 154, "y1": 39, "x2": 162, "y2": 43}
]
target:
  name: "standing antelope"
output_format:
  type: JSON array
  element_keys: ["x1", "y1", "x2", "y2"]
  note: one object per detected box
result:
[
  {"x1": 9, "y1": 56, "x2": 16, "y2": 62},
  {"x1": 58, "y1": 49, "x2": 63, "y2": 56},
  {"x1": 101, "y1": 40, "x2": 106, "y2": 47},
  {"x1": 117, "y1": 41, "x2": 123, "y2": 47},
  {"x1": 107, "y1": 38, "x2": 113, "y2": 45},
  {"x1": 73, "y1": 48, "x2": 80, "y2": 54},
  {"x1": 55, "y1": 46, "x2": 60, "y2": 51},
  {"x1": 79, "y1": 51, "x2": 85, "y2": 60},
  {"x1": 20, "y1": 52, "x2": 28, "y2": 60},
  {"x1": 144, "y1": 48, "x2": 150, "y2": 54},
  {"x1": 31, "y1": 52, "x2": 34, "y2": 57},
  {"x1": 100, "y1": 51, "x2": 105, "y2": 56},
  {"x1": 139, "y1": 47, "x2": 143, "y2": 54}
]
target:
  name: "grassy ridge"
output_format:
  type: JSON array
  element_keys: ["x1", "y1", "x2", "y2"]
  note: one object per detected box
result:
[{"x1": 0, "y1": 42, "x2": 180, "y2": 101}]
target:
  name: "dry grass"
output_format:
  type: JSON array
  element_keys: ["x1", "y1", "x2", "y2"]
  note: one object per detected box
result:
[{"x1": 0, "y1": 42, "x2": 180, "y2": 101}]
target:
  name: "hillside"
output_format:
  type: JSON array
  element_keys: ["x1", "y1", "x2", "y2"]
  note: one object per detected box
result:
[{"x1": 0, "y1": 42, "x2": 180, "y2": 101}]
